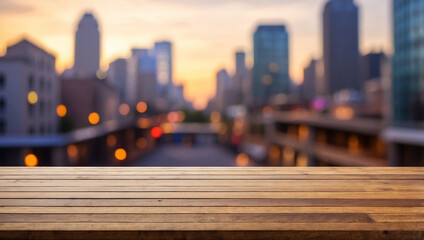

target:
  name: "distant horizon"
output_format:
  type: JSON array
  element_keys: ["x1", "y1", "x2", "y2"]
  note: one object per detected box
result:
[{"x1": 0, "y1": 0, "x2": 391, "y2": 109}]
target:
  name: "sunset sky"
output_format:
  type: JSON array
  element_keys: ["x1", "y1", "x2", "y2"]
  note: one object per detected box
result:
[{"x1": 0, "y1": 0, "x2": 391, "y2": 109}]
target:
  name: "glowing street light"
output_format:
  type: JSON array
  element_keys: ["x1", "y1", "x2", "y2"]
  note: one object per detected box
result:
[{"x1": 88, "y1": 112, "x2": 100, "y2": 125}]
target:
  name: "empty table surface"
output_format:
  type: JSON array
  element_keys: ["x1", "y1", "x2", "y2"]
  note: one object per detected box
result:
[{"x1": 0, "y1": 167, "x2": 423, "y2": 240}]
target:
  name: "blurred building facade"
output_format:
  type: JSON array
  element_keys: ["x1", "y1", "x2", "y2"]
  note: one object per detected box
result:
[
  {"x1": 154, "y1": 41, "x2": 173, "y2": 103},
  {"x1": 323, "y1": 0, "x2": 359, "y2": 96},
  {"x1": 126, "y1": 48, "x2": 157, "y2": 109},
  {"x1": 360, "y1": 52, "x2": 387, "y2": 84},
  {"x1": 0, "y1": 39, "x2": 59, "y2": 135},
  {"x1": 215, "y1": 69, "x2": 232, "y2": 113},
  {"x1": 392, "y1": 0, "x2": 424, "y2": 123},
  {"x1": 232, "y1": 51, "x2": 248, "y2": 104},
  {"x1": 252, "y1": 25, "x2": 289, "y2": 106},
  {"x1": 74, "y1": 12, "x2": 100, "y2": 78},
  {"x1": 301, "y1": 59, "x2": 318, "y2": 101},
  {"x1": 61, "y1": 77, "x2": 118, "y2": 126},
  {"x1": 107, "y1": 58, "x2": 127, "y2": 102}
]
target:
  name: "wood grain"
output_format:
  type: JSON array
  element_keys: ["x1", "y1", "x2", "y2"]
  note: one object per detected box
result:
[{"x1": 0, "y1": 167, "x2": 422, "y2": 240}]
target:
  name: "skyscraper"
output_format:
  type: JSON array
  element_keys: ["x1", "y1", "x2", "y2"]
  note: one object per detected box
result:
[
  {"x1": 233, "y1": 51, "x2": 248, "y2": 104},
  {"x1": 126, "y1": 49, "x2": 157, "y2": 107},
  {"x1": 252, "y1": 25, "x2": 289, "y2": 106},
  {"x1": 360, "y1": 52, "x2": 387, "y2": 84},
  {"x1": 107, "y1": 58, "x2": 127, "y2": 102},
  {"x1": 154, "y1": 41, "x2": 173, "y2": 102},
  {"x1": 301, "y1": 59, "x2": 318, "y2": 101},
  {"x1": 74, "y1": 12, "x2": 100, "y2": 78},
  {"x1": 392, "y1": 0, "x2": 424, "y2": 123},
  {"x1": 215, "y1": 69, "x2": 232, "y2": 112},
  {"x1": 323, "y1": 0, "x2": 359, "y2": 95}
]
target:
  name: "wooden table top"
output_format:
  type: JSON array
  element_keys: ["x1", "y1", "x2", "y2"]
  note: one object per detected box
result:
[{"x1": 0, "y1": 167, "x2": 423, "y2": 240}]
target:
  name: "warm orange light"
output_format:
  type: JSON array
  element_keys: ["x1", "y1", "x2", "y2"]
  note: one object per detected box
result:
[
  {"x1": 107, "y1": 135, "x2": 117, "y2": 147},
  {"x1": 348, "y1": 135, "x2": 360, "y2": 153},
  {"x1": 160, "y1": 123, "x2": 174, "y2": 134},
  {"x1": 298, "y1": 125, "x2": 309, "y2": 141},
  {"x1": 262, "y1": 106, "x2": 273, "y2": 117},
  {"x1": 67, "y1": 145, "x2": 78, "y2": 158},
  {"x1": 210, "y1": 111, "x2": 221, "y2": 123},
  {"x1": 137, "y1": 118, "x2": 151, "y2": 129},
  {"x1": 167, "y1": 112, "x2": 179, "y2": 123},
  {"x1": 24, "y1": 154, "x2": 38, "y2": 167},
  {"x1": 219, "y1": 124, "x2": 227, "y2": 135},
  {"x1": 136, "y1": 137, "x2": 148, "y2": 149},
  {"x1": 177, "y1": 111, "x2": 185, "y2": 122},
  {"x1": 151, "y1": 127, "x2": 162, "y2": 138},
  {"x1": 136, "y1": 101, "x2": 148, "y2": 113},
  {"x1": 282, "y1": 147, "x2": 295, "y2": 166},
  {"x1": 334, "y1": 106, "x2": 354, "y2": 120},
  {"x1": 56, "y1": 104, "x2": 67, "y2": 117},
  {"x1": 269, "y1": 145, "x2": 281, "y2": 160},
  {"x1": 236, "y1": 153, "x2": 249, "y2": 166},
  {"x1": 88, "y1": 112, "x2": 100, "y2": 125},
  {"x1": 296, "y1": 153, "x2": 308, "y2": 167},
  {"x1": 27, "y1": 91, "x2": 38, "y2": 104},
  {"x1": 115, "y1": 148, "x2": 127, "y2": 161},
  {"x1": 119, "y1": 103, "x2": 130, "y2": 116}
]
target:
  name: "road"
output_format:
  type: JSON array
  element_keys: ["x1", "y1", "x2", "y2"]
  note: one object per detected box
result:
[{"x1": 132, "y1": 144, "x2": 241, "y2": 166}]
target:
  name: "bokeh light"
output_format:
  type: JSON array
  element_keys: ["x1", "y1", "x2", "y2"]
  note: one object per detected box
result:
[
  {"x1": 119, "y1": 103, "x2": 130, "y2": 116},
  {"x1": 88, "y1": 112, "x2": 100, "y2": 125},
  {"x1": 151, "y1": 126, "x2": 162, "y2": 138},
  {"x1": 167, "y1": 111, "x2": 179, "y2": 122},
  {"x1": 115, "y1": 148, "x2": 127, "y2": 161},
  {"x1": 107, "y1": 135, "x2": 117, "y2": 147},
  {"x1": 137, "y1": 118, "x2": 151, "y2": 128},
  {"x1": 210, "y1": 111, "x2": 221, "y2": 123},
  {"x1": 24, "y1": 154, "x2": 38, "y2": 167},
  {"x1": 136, "y1": 137, "x2": 148, "y2": 149},
  {"x1": 56, "y1": 104, "x2": 67, "y2": 117},
  {"x1": 27, "y1": 91, "x2": 38, "y2": 104},
  {"x1": 334, "y1": 106, "x2": 354, "y2": 120},
  {"x1": 136, "y1": 101, "x2": 148, "y2": 113},
  {"x1": 236, "y1": 153, "x2": 249, "y2": 166},
  {"x1": 67, "y1": 145, "x2": 78, "y2": 158}
]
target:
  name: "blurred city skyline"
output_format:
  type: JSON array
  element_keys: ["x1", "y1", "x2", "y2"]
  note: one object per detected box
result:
[{"x1": 0, "y1": 0, "x2": 391, "y2": 109}]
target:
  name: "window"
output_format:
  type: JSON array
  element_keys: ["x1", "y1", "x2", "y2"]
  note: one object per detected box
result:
[
  {"x1": 29, "y1": 75, "x2": 34, "y2": 90},
  {"x1": 40, "y1": 78, "x2": 45, "y2": 93},
  {"x1": 0, "y1": 74, "x2": 5, "y2": 90},
  {"x1": 40, "y1": 101, "x2": 45, "y2": 115},
  {"x1": 0, "y1": 99, "x2": 5, "y2": 115},
  {"x1": 0, "y1": 119, "x2": 5, "y2": 134},
  {"x1": 28, "y1": 104, "x2": 34, "y2": 116}
]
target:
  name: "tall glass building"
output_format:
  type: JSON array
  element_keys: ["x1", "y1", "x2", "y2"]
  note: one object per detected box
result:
[
  {"x1": 323, "y1": 0, "x2": 359, "y2": 96},
  {"x1": 392, "y1": 0, "x2": 424, "y2": 123},
  {"x1": 252, "y1": 25, "x2": 289, "y2": 106}
]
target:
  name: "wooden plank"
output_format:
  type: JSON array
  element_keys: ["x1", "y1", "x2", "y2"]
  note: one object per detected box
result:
[
  {"x1": 0, "y1": 213, "x2": 374, "y2": 223},
  {"x1": 369, "y1": 214, "x2": 424, "y2": 223},
  {"x1": 0, "y1": 167, "x2": 422, "y2": 239},
  {"x1": 0, "y1": 206, "x2": 423, "y2": 214},
  {"x1": 1, "y1": 179, "x2": 422, "y2": 189},
  {"x1": 0, "y1": 230, "x2": 423, "y2": 240},
  {"x1": 0, "y1": 198, "x2": 422, "y2": 207},
  {"x1": 0, "y1": 191, "x2": 422, "y2": 199},
  {"x1": 0, "y1": 167, "x2": 422, "y2": 174},
  {"x1": 0, "y1": 186, "x2": 421, "y2": 192},
  {"x1": 0, "y1": 222, "x2": 423, "y2": 231},
  {"x1": 0, "y1": 174, "x2": 423, "y2": 180}
]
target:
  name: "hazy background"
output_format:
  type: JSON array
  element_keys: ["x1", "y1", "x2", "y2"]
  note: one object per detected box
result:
[{"x1": 0, "y1": 0, "x2": 391, "y2": 109}]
